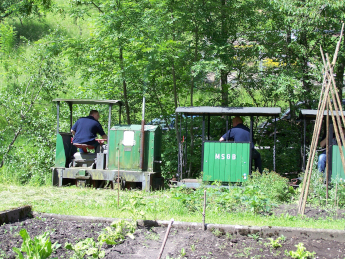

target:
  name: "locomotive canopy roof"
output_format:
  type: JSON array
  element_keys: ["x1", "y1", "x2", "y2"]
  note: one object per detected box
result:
[
  {"x1": 175, "y1": 106, "x2": 281, "y2": 116},
  {"x1": 300, "y1": 109, "x2": 345, "y2": 119},
  {"x1": 52, "y1": 99, "x2": 123, "y2": 106}
]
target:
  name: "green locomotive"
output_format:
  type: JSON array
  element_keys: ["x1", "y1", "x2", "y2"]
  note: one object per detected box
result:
[{"x1": 51, "y1": 99, "x2": 164, "y2": 190}]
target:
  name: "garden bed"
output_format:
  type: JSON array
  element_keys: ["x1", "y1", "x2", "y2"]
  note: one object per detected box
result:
[{"x1": 1, "y1": 213, "x2": 345, "y2": 258}]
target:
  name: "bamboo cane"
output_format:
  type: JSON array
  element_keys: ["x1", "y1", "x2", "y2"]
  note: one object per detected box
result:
[
  {"x1": 321, "y1": 50, "x2": 345, "y2": 134},
  {"x1": 298, "y1": 26, "x2": 344, "y2": 214},
  {"x1": 298, "y1": 82, "x2": 330, "y2": 214},
  {"x1": 326, "y1": 99, "x2": 329, "y2": 203},
  {"x1": 331, "y1": 23, "x2": 344, "y2": 66},
  {"x1": 299, "y1": 64, "x2": 337, "y2": 214},
  {"x1": 299, "y1": 92, "x2": 329, "y2": 214}
]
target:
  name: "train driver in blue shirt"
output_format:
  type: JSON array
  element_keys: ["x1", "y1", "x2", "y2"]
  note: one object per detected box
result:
[
  {"x1": 219, "y1": 116, "x2": 262, "y2": 173},
  {"x1": 71, "y1": 110, "x2": 107, "y2": 153}
]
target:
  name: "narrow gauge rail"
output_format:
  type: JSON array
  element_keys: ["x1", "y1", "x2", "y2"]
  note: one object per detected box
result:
[{"x1": 173, "y1": 106, "x2": 281, "y2": 188}]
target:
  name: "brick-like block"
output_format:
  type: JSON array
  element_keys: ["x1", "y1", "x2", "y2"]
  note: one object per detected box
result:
[{"x1": 0, "y1": 205, "x2": 32, "y2": 225}]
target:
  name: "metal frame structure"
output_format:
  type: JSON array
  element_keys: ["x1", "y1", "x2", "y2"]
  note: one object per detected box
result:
[
  {"x1": 175, "y1": 106, "x2": 281, "y2": 181},
  {"x1": 54, "y1": 98, "x2": 123, "y2": 137}
]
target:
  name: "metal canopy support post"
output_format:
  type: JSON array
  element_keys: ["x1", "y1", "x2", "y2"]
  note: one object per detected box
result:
[
  {"x1": 119, "y1": 105, "x2": 122, "y2": 125},
  {"x1": 56, "y1": 101, "x2": 60, "y2": 135},
  {"x1": 208, "y1": 115, "x2": 210, "y2": 140},
  {"x1": 180, "y1": 113, "x2": 183, "y2": 178},
  {"x1": 107, "y1": 104, "x2": 113, "y2": 169},
  {"x1": 185, "y1": 115, "x2": 188, "y2": 176},
  {"x1": 249, "y1": 116, "x2": 253, "y2": 174},
  {"x1": 201, "y1": 114, "x2": 205, "y2": 172},
  {"x1": 140, "y1": 97, "x2": 145, "y2": 170},
  {"x1": 108, "y1": 104, "x2": 113, "y2": 137},
  {"x1": 274, "y1": 115, "x2": 277, "y2": 172},
  {"x1": 226, "y1": 116, "x2": 228, "y2": 133},
  {"x1": 68, "y1": 102, "x2": 73, "y2": 130},
  {"x1": 303, "y1": 116, "x2": 306, "y2": 171},
  {"x1": 178, "y1": 113, "x2": 182, "y2": 180}
]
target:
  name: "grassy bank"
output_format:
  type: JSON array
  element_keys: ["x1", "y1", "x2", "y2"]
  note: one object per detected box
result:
[{"x1": 1, "y1": 184, "x2": 344, "y2": 230}]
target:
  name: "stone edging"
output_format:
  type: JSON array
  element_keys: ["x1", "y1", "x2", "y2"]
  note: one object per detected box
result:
[
  {"x1": 31, "y1": 212, "x2": 345, "y2": 242},
  {"x1": 0, "y1": 206, "x2": 32, "y2": 225}
]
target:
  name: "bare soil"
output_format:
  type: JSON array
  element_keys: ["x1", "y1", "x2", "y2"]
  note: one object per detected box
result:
[{"x1": 1, "y1": 212, "x2": 345, "y2": 259}]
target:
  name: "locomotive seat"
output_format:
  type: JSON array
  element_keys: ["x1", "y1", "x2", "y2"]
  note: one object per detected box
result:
[
  {"x1": 72, "y1": 139, "x2": 105, "y2": 153},
  {"x1": 73, "y1": 143, "x2": 95, "y2": 153}
]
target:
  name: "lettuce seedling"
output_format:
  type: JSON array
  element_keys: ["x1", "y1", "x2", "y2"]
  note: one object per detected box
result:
[{"x1": 12, "y1": 228, "x2": 61, "y2": 259}]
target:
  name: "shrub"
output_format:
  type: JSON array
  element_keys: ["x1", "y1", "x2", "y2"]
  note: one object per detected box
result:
[{"x1": 244, "y1": 170, "x2": 295, "y2": 203}]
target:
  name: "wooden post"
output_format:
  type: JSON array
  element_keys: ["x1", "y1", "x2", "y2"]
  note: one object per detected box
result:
[
  {"x1": 203, "y1": 190, "x2": 206, "y2": 231},
  {"x1": 118, "y1": 148, "x2": 120, "y2": 207},
  {"x1": 157, "y1": 219, "x2": 174, "y2": 259}
]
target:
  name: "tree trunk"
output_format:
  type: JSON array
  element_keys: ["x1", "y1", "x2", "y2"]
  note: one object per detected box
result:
[
  {"x1": 220, "y1": 0, "x2": 228, "y2": 107},
  {"x1": 299, "y1": 31, "x2": 312, "y2": 108},
  {"x1": 172, "y1": 60, "x2": 179, "y2": 145},
  {"x1": 221, "y1": 70, "x2": 228, "y2": 106},
  {"x1": 188, "y1": 26, "x2": 198, "y2": 178},
  {"x1": 0, "y1": 127, "x2": 22, "y2": 168},
  {"x1": 119, "y1": 47, "x2": 131, "y2": 124}
]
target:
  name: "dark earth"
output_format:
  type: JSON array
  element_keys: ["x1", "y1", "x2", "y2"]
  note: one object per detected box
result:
[{"x1": 1, "y1": 208, "x2": 345, "y2": 259}]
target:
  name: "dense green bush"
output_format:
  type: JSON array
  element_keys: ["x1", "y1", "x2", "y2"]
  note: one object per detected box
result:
[{"x1": 244, "y1": 170, "x2": 295, "y2": 203}]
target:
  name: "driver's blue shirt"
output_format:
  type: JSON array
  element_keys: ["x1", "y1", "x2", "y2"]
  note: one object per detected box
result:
[
  {"x1": 71, "y1": 116, "x2": 105, "y2": 144},
  {"x1": 221, "y1": 123, "x2": 254, "y2": 149}
]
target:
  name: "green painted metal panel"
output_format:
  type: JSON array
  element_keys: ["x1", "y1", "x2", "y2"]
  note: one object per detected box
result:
[
  {"x1": 332, "y1": 145, "x2": 345, "y2": 180},
  {"x1": 55, "y1": 133, "x2": 77, "y2": 168},
  {"x1": 108, "y1": 125, "x2": 161, "y2": 172},
  {"x1": 203, "y1": 142, "x2": 250, "y2": 182},
  {"x1": 55, "y1": 134, "x2": 66, "y2": 167}
]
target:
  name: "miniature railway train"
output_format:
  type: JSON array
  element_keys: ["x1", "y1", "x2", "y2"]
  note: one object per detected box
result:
[{"x1": 51, "y1": 99, "x2": 345, "y2": 190}]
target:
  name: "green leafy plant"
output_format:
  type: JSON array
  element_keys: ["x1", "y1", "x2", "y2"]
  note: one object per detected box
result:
[
  {"x1": 248, "y1": 233, "x2": 260, "y2": 240},
  {"x1": 144, "y1": 229, "x2": 160, "y2": 241},
  {"x1": 287, "y1": 243, "x2": 315, "y2": 259},
  {"x1": 12, "y1": 229, "x2": 60, "y2": 259},
  {"x1": 180, "y1": 248, "x2": 186, "y2": 257},
  {"x1": 190, "y1": 244, "x2": 195, "y2": 252},
  {"x1": 266, "y1": 236, "x2": 285, "y2": 249},
  {"x1": 120, "y1": 197, "x2": 146, "y2": 220},
  {"x1": 240, "y1": 185, "x2": 273, "y2": 213},
  {"x1": 66, "y1": 220, "x2": 136, "y2": 259},
  {"x1": 65, "y1": 238, "x2": 104, "y2": 259},
  {"x1": 211, "y1": 228, "x2": 222, "y2": 237},
  {"x1": 99, "y1": 220, "x2": 135, "y2": 245}
]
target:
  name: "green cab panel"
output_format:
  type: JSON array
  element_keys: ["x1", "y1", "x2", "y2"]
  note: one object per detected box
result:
[
  {"x1": 332, "y1": 145, "x2": 345, "y2": 180},
  {"x1": 55, "y1": 132, "x2": 76, "y2": 167},
  {"x1": 108, "y1": 125, "x2": 162, "y2": 172},
  {"x1": 203, "y1": 142, "x2": 250, "y2": 182}
]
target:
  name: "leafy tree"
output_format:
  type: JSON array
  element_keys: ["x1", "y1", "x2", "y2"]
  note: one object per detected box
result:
[
  {"x1": 0, "y1": 31, "x2": 66, "y2": 184},
  {"x1": 0, "y1": 0, "x2": 51, "y2": 21}
]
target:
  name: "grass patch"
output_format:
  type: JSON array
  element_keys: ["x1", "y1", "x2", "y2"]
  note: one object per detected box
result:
[{"x1": 1, "y1": 184, "x2": 345, "y2": 230}]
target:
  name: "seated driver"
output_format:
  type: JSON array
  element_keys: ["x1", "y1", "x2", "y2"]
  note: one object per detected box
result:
[{"x1": 71, "y1": 110, "x2": 107, "y2": 153}]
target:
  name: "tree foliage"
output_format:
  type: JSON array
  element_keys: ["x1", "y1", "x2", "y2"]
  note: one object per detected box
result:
[{"x1": 0, "y1": 0, "x2": 345, "y2": 184}]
